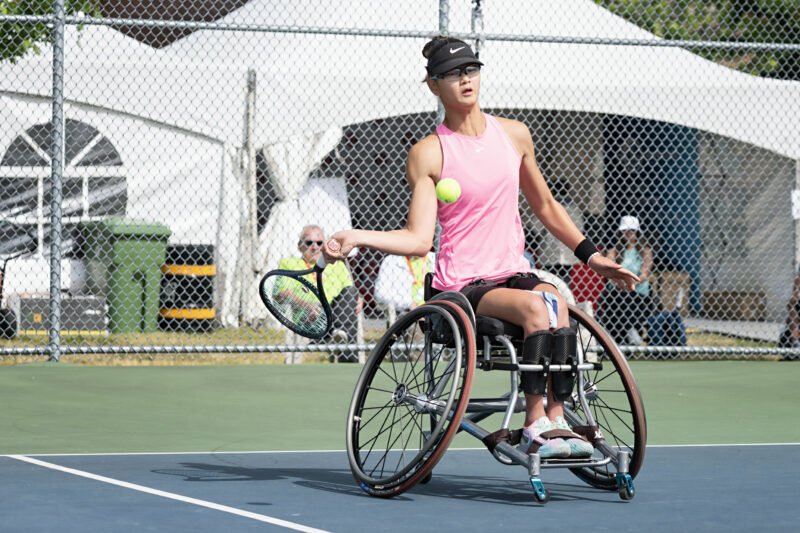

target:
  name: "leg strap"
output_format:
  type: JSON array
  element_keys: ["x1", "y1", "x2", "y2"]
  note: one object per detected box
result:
[
  {"x1": 571, "y1": 425, "x2": 603, "y2": 444},
  {"x1": 551, "y1": 327, "x2": 577, "y2": 401},
  {"x1": 481, "y1": 426, "x2": 593, "y2": 454},
  {"x1": 481, "y1": 428, "x2": 522, "y2": 453},
  {"x1": 521, "y1": 330, "x2": 551, "y2": 395}
]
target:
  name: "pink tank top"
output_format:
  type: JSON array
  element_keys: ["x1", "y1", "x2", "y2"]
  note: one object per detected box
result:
[{"x1": 432, "y1": 113, "x2": 531, "y2": 291}]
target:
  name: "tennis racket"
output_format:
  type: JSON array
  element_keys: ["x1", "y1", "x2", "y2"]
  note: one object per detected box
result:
[{"x1": 258, "y1": 240, "x2": 340, "y2": 339}]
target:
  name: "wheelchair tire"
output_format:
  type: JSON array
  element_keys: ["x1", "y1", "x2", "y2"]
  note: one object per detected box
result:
[
  {"x1": 347, "y1": 301, "x2": 476, "y2": 498},
  {"x1": 566, "y1": 304, "x2": 647, "y2": 490}
]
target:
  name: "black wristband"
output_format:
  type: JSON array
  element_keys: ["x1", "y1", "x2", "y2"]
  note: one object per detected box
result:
[{"x1": 574, "y1": 238, "x2": 599, "y2": 265}]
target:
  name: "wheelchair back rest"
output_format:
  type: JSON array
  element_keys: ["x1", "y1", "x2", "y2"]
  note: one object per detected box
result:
[
  {"x1": 424, "y1": 272, "x2": 434, "y2": 301},
  {"x1": 428, "y1": 313, "x2": 456, "y2": 345}
]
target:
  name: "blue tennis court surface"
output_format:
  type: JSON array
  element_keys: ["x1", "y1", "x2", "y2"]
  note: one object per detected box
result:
[{"x1": 2, "y1": 445, "x2": 797, "y2": 532}]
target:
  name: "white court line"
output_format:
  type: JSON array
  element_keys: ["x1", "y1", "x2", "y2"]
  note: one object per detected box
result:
[
  {"x1": 4, "y1": 442, "x2": 800, "y2": 458},
  {"x1": 8, "y1": 455, "x2": 330, "y2": 533},
  {"x1": 644, "y1": 442, "x2": 800, "y2": 447},
  {"x1": 5, "y1": 450, "x2": 347, "y2": 457}
]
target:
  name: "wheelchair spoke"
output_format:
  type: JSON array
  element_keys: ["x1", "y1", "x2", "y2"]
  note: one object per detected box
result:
[
  {"x1": 364, "y1": 384, "x2": 397, "y2": 395},
  {"x1": 362, "y1": 407, "x2": 417, "y2": 478},
  {"x1": 359, "y1": 407, "x2": 399, "y2": 471},
  {"x1": 357, "y1": 400, "x2": 396, "y2": 433},
  {"x1": 401, "y1": 403, "x2": 428, "y2": 435},
  {"x1": 591, "y1": 400, "x2": 635, "y2": 444}
]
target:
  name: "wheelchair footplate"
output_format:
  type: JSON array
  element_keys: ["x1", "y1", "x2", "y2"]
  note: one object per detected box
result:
[{"x1": 467, "y1": 419, "x2": 634, "y2": 503}]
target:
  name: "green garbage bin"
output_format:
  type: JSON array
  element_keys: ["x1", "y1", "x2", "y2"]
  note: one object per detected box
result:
[{"x1": 80, "y1": 218, "x2": 171, "y2": 333}]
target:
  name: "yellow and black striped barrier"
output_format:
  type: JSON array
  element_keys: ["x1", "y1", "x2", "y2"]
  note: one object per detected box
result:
[{"x1": 158, "y1": 245, "x2": 216, "y2": 332}]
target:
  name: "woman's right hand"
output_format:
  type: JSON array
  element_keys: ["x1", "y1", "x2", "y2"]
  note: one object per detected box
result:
[{"x1": 323, "y1": 230, "x2": 358, "y2": 263}]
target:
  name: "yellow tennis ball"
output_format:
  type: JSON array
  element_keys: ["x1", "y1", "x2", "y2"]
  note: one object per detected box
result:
[{"x1": 436, "y1": 178, "x2": 461, "y2": 204}]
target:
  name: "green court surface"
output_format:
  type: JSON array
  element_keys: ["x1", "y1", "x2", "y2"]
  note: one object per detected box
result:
[{"x1": 1, "y1": 361, "x2": 798, "y2": 455}]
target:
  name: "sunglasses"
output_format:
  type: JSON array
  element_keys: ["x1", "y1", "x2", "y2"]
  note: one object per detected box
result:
[
  {"x1": 430, "y1": 64, "x2": 481, "y2": 81},
  {"x1": 303, "y1": 240, "x2": 324, "y2": 246}
]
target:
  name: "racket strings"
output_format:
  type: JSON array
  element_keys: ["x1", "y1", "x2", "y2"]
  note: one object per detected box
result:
[{"x1": 260, "y1": 273, "x2": 329, "y2": 337}]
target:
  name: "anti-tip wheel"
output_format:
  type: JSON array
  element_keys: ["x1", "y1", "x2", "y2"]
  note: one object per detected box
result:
[
  {"x1": 616, "y1": 474, "x2": 635, "y2": 501},
  {"x1": 530, "y1": 479, "x2": 550, "y2": 504}
]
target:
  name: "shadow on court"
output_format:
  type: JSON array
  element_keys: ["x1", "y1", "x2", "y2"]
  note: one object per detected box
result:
[
  {"x1": 4, "y1": 446, "x2": 797, "y2": 532},
  {"x1": 151, "y1": 460, "x2": 598, "y2": 506}
]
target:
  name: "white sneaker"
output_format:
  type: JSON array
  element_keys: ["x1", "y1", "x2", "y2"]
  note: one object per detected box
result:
[
  {"x1": 517, "y1": 417, "x2": 570, "y2": 458},
  {"x1": 627, "y1": 327, "x2": 643, "y2": 345},
  {"x1": 552, "y1": 416, "x2": 594, "y2": 459},
  {"x1": 331, "y1": 329, "x2": 349, "y2": 344}
]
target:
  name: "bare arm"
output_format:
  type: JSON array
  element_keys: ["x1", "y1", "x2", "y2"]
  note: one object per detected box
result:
[
  {"x1": 324, "y1": 135, "x2": 440, "y2": 262},
  {"x1": 790, "y1": 274, "x2": 800, "y2": 309},
  {"x1": 787, "y1": 273, "x2": 800, "y2": 338},
  {"x1": 498, "y1": 117, "x2": 639, "y2": 290},
  {"x1": 639, "y1": 246, "x2": 653, "y2": 282}
]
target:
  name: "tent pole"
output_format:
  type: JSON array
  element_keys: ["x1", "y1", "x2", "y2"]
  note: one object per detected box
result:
[
  {"x1": 239, "y1": 69, "x2": 258, "y2": 326},
  {"x1": 48, "y1": 0, "x2": 66, "y2": 363},
  {"x1": 246, "y1": 70, "x2": 258, "y2": 264}
]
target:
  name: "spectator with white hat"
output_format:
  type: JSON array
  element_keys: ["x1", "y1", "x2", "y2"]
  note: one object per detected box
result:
[{"x1": 597, "y1": 215, "x2": 655, "y2": 345}]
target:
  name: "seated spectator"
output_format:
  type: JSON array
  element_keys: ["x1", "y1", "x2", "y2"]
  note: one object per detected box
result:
[
  {"x1": 597, "y1": 216, "x2": 655, "y2": 345},
  {"x1": 277, "y1": 225, "x2": 362, "y2": 359},
  {"x1": 779, "y1": 269, "x2": 800, "y2": 350},
  {"x1": 374, "y1": 252, "x2": 436, "y2": 316}
]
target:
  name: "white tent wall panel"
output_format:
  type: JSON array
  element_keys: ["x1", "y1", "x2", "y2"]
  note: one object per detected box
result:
[
  {"x1": 0, "y1": 93, "x2": 246, "y2": 320},
  {"x1": 698, "y1": 133, "x2": 796, "y2": 321}
]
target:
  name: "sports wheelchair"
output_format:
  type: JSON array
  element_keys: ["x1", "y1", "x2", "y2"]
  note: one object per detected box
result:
[{"x1": 346, "y1": 282, "x2": 646, "y2": 504}]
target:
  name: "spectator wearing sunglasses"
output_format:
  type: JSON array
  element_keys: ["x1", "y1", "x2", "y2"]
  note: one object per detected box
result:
[{"x1": 277, "y1": 224, "x2": 362, "y2": 359}]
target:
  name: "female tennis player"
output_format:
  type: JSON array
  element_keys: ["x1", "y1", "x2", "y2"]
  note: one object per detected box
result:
[{"x1": 324, "y1": 36, "x2": 639, "y2": 459}]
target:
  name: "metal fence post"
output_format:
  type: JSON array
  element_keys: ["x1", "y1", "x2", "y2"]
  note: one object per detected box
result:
[
  {"x1": 48, "y1": 0, "x2": 66, "y2": 363},
  {"x1": 437, "y1": 0, "x2": 449, "y2": 124}
]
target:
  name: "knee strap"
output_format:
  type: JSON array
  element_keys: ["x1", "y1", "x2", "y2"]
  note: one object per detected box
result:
[
  {"x1": 521, "y1": 331, "x2": 552, "y2": 395},
  {"x1": 551, "y1": 327, "x2": 577, "y2": 401}
]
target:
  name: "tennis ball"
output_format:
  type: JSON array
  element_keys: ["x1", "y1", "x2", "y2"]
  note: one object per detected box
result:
[{"x1": 436, "y1": 178, "x2": 461, "y2": 204}]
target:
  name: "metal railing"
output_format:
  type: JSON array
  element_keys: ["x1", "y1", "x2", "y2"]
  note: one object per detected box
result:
[{"x1": 1, "y1": 0, "x2": 798, "y2": 363}]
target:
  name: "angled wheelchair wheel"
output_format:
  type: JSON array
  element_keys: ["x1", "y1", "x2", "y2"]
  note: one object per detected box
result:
[
  {"x1": 347, "y1": 301, "x2": 476, "y2": 497},
  {"x1": 566, "y1": 305, "x2": 647, "y2": 490}
]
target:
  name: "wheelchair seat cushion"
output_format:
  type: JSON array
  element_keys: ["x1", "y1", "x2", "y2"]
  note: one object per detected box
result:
[{"x1": 475, "y1": 315, "x2": 524, "y2": 339}]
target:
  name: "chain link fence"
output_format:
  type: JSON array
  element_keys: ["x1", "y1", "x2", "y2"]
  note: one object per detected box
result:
[{"x1": 1, "y1": 0, "x2": 799, "y2": 363}]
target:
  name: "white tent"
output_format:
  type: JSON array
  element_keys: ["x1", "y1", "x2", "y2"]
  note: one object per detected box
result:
[{"x1": 1, "y1": 0, "x2": 798, "y2": 323}]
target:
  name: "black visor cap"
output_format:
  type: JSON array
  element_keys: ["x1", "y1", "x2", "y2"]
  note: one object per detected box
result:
[{"x1": 426, "y1": 39, "x2": 483, "y2": 76}]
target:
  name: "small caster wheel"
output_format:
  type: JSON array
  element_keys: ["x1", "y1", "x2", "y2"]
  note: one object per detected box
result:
[
  {"x1": 530, "y1": 478, "x2": 550, "y2": 504},
  {"x1": 616, "y1": 473, "x2": 634, "y2": 500},
  {"x1": 419, "y1": 471, "x2": 433, "y2": 485}
]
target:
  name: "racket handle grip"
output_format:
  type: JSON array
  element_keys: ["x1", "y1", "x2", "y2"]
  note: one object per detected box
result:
[
  {"x1": 327, "y1": 239, "x2": 341, "y2": 253},
  {"x1": 316, "y1": 239, "x2": 341, "y2": 269}
]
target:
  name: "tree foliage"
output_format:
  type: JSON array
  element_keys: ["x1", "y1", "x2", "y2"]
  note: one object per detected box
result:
[
  {"x1": 595, "y1": 0, "x2": 800, "y2": 80},
  {"x1": 1, "y1": 1, "x2": 99, "y2": 64}
]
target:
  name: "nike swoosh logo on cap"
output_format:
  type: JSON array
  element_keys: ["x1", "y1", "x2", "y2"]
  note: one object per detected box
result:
[{"x1": 450, "y1": 46, "x2": 465, "y2": 53}]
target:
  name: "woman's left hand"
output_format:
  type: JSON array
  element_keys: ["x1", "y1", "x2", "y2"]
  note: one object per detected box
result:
[{"x1": 588, "y1": 254, "x2": 640, "y2": 291}]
